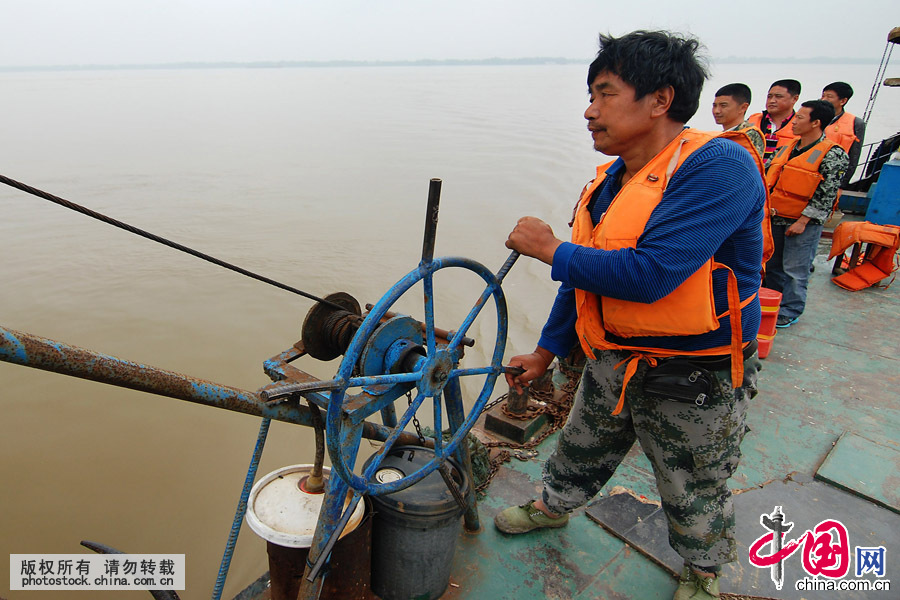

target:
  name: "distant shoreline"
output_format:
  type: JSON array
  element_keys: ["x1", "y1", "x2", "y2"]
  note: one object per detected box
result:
[{"x1": 0, "y1": 56, "x2": 879, "y2": 72}]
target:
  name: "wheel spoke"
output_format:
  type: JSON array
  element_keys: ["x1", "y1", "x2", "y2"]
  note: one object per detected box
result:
[
  {"x1": 345, "y1": 385, "x2": 412, "y2": 425},
  {"x1": 447, "y1": 283, "x2": 494, "y2": 351},
  {"x1": 361, "y1": 449, "x2": 389, "y2": 482},
  {"x1": 423, "y1": 270, "x2": 436, "y2": 355},
  {"x1": 448, "y1": 365, "x2": 504, "y2": 378},
  {"x1": 432, "y1": 391, "x2": 443, "y2": 459},
  {"x1": 331, "y1": 372, "x2": 421, "y2": 427}
]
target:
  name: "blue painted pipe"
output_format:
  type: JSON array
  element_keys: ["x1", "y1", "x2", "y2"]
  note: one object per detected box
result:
[
  {"x1": 0, "y1": 325, "x2": 432, "y2": 450},
  {"x1": 0, "y1": 325, "x2": 312, "y2": 423}
]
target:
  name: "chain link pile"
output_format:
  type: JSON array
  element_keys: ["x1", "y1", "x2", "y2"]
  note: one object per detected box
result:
[
  {"x1": 393, "y1": 355, "x2": 585, "y2": 496},
  {"x1": 472, "y1": 355, "x2": 584, "y2": 493}
]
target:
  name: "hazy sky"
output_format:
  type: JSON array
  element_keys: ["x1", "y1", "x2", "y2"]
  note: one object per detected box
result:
[{"x1": 2, "y1": 0, "x2": 897, "y2": 67}]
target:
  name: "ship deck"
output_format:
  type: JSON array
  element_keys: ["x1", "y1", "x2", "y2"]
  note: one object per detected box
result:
[
  {"x1": 235, "y1": 222, "x2": 899, "y2": 600},
  {"x1": 447, "y1": 227, "x2": 899, "y2": 600}
]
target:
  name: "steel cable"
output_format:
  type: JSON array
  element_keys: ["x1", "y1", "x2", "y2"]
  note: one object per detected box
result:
[
  {"x1": 0, "y1": 173, "x2": 345, "y2": 311},
  {"x1": 863, "y1": 40, "x2": 894, "y2": 122}
]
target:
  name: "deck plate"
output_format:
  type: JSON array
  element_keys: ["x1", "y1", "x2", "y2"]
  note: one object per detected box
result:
[
  {"x1": 816, "y1": 431, "x2": 900, "y2": 513},
  {"x1": 584, "y1": 473, "x2": 898, "y2": 599}
]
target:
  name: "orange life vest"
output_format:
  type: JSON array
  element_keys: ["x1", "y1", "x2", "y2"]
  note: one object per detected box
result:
[
  {"x1": 571, "y1": 129, "x2": 760, "y2": 413},
  {"x1": 748, "y1": 112, "x2": 798, "y2": 148},
  {"x1": 828, "y1": 221, "x2": 900, "y2": 290},
  {"x1": 824, "y1": 111, "x2": 860, "y2": 153},
  {"x1": 765, "y1": 137, "x2": 839, "y2": 219},
  {"x1": 731, "y1": 123, "x2": 766, "y2": 159}
]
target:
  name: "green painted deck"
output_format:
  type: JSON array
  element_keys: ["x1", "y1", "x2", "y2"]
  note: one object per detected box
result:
[
  {"x1": 233, "y1": 229, "x2": 898, "y2": 600},
  {"x1": 817, "y1": 431, "x2": 900, "y2": 514},
  {"x1": 447, "y1": 235, "x2": 900, "y2": 600}
]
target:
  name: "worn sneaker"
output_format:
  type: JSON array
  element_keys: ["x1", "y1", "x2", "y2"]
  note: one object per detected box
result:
[
  {"x1": 673, "y1": 565, "x2": 696, "y2": 600},
  {"x1": 494, "y1": 500, "x2": 569, "y2": 534},
  {"x1": 776, "y1": 315, "x2": 799, "y2": 328},
  {"x1": 691, "y1": 572, "x2": 720, "y2": 599},
  {"x1": 672, "y1": 567, "x2": 720, "y2": 600}
]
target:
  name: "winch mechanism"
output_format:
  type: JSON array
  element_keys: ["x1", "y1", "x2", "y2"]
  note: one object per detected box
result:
[{"x1": 0, "y1": 176, "x2": 519, "y2": 600}]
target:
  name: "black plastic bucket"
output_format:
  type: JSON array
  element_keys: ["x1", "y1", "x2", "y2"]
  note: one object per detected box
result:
[{"x1": 366, "y1": 446, "x2": 469, "y2": 600}]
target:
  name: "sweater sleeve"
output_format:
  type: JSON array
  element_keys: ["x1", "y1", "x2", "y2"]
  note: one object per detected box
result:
[{"x1": 536, "y1": 280, "x2": 579, "y2": 358}]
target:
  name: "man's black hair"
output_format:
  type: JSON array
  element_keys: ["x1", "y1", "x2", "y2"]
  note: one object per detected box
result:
[
  {"x1": 586, "y1": 30, "x2": 709, "y2": 123},
  {"x1": 823, "y1": 81, "x2": 853, "y2": 101},
  {"x1": 770, "y1": 79, "x2": 801, "y2": 97},
  {"x1": 801, "y1": 99, "x2": 835, "y2": 130},
  {"x1": 715, "y1": 83, "x2": 752, "y2": 106}
]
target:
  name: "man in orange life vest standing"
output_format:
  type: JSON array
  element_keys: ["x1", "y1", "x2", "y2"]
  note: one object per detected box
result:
[
  {"x1": 821, "y1": 82, "x2": 866, "y2": 187},
  {"x1": 497, "y1": 31, "x2": 766, "y2": 600},
  {"x1": 748, "y1": 79, "x2": 801, "y2": 163},
  {"x1": 712, "y1": 83, "x2": 765, "y2": 158},
  {"x1": 764, "y1": 100, "x2": 848, "y2": 328}
]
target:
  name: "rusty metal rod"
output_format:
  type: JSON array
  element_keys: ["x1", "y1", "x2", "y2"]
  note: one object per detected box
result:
[
  {"x1": 506, "y1": 385, "x2": 530, "y2": 416},
  {"x1": 421, "y1": 178, "x2": 441, "y2": 264},
  {"x1": 81, "y1": 541, "x2": 180, "y2": 600},
  {"x1": 0, "y1": 325, "x2": 278, "y2": 412},
  {"x1": 305, "y1": 493, "x2": 363, "y2": 583},
  {"x1": 362, "y1": 423, "x2": 434, "y2": 449},
  {"x1": 304, "y1": 399, "x2": 326, "y2": 493},
  {"x1": 497, "y1": 250, "x2": 520, "y2": 282},
  {"x1": 0, "y1": 325, "x2": 430, "y2": 447}
]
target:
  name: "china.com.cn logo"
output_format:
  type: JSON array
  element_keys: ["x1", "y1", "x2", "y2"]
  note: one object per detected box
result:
[{"x1": 749, "y1": 505, "x2": 890, "y2": 593}]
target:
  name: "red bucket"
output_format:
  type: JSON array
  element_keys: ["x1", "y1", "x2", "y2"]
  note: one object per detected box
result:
[
  {"x1": 757, "y1": 333, "x2": 774, "y2": 359},
  {"x1": 759, "y1": 287, "x2": 782, "y2": 309},
  {"x1": 757, "y1": 288, "x2": 782, "y2": 356}
]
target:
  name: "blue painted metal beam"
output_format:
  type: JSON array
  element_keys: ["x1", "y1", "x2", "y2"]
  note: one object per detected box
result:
[
  {"x1": 0, "y1": 325, "x2": 429, "y2": 448},
  {"x1": 0, "y1": 326, "x2": 375, "y2": 432},
  {"x1": 0, "y1": 325, "x2": 318, "y2": 425}
]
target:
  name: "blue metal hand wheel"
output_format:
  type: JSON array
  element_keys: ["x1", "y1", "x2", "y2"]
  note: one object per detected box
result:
[
  {"x1": 325, "y1": 180, "x2": 519, "y2": 496},
  {"x1": 325, "y1": 254, "x2": 517, "y2": 495}
]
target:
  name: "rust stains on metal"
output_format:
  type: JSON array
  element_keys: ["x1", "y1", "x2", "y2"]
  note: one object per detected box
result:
[{"x1": 0, "y1": 325, "x2": 313, "y2": 427}]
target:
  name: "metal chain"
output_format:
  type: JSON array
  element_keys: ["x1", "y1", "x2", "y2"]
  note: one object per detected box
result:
[
  {"x1": 482, "y1": 394, "x2": 507, "y2": 413},
  {"x1": 407, "y1": 391, "x2": 427, "y2": 445},
  {"x1": 483, "y1": 381, "x2": 577, "y2": 451},
  {"x1": 471, "y1": 363, "x2": 582, "y2": 492},
  {"x1": 863, "y1": 40, "x2": 894, "y2": 122},
  {"x1": 478, "y1": 372, "x2": 579, "y2": 450},
  {"x1": 399, "y1": 364, "x2": 582, "y2": 495},
  {"x1": 474, "y1": 448, "x2": 510, "y2": 494},
  {"x1": 406, "y1": 391, "x2": 468, "y2": 510}
]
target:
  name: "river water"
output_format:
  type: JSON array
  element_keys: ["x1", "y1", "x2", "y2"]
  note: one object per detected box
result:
[{"x1": 1, "y1": 61, "x2": 895, "y2": 599}]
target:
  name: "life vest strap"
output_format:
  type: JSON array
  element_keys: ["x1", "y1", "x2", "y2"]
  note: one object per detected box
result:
[
  {"x1": 710, "y1": 261, "x2": 747, "y2": 388},
  {"x1": 715, "y1": 289, "x2": 758, "y2": 319},
  {"x1": 608, "y1": 263, "x2": 748, "y2": 414},
  {"x1": 611, "y1": 354, "x2": 657, "y2": 416},
  {"x1": 723, "y1": 265, "x2": 745, "y2": 390},
  {"x1": 664, "y1": 139, "x2": 689, "y2": 183}
]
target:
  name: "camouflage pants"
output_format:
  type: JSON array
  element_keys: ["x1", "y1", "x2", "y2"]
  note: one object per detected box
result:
[{"x1": 542, "y1": 349, "x2": 761, "y2": 567}]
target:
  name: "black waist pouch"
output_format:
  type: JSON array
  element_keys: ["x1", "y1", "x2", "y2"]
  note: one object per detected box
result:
[{"x1": 642, "y1": 359, "x2": 715, "y2": 406}]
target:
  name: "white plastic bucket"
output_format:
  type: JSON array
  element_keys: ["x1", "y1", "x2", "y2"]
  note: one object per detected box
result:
[{"x1": 245, "y1": 464, "x2": 365, "y2": 548}]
